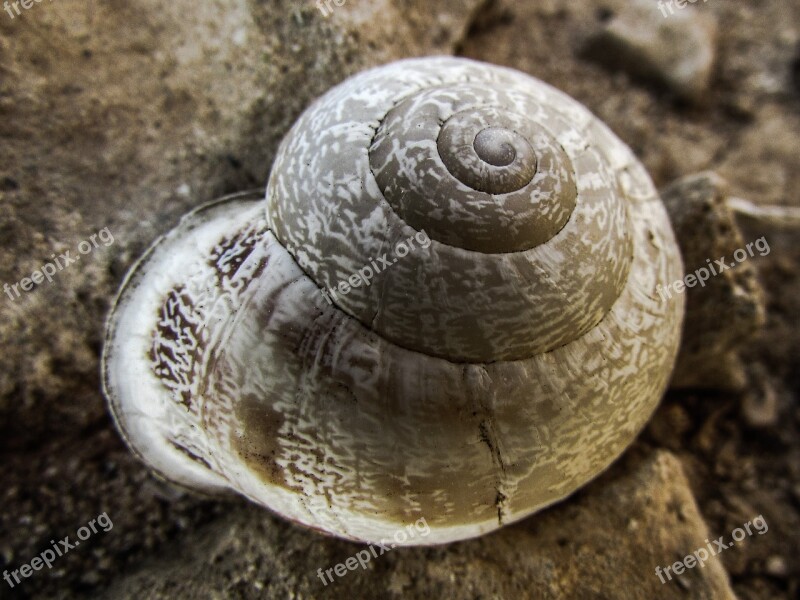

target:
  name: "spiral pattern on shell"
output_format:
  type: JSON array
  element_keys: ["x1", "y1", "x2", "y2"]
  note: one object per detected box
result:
[
  {"x1": 266, "y1": 61, "x2": 633, "y2": 362},
  {"x1": 103, "y1": 57, "x2": 685, "y2": 545}
]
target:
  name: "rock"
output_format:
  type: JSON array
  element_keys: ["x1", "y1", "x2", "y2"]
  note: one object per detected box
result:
[
  {"x1": 741, "y1": 363, "x2": 779, "y2": 427},
  {"x1": 583, "y1": 0, "x2": 718, "y2": 103},
  {"x1": 661, "y1": 172, "x2": 766, "y2": 391},
  {"x1": 727, "y1": 197, "x2": 800, "y2": 229},
  {"x1": 646, "y1": 403, "x2": 693, "y2": 451},
  {"x1": 98, "y1": 451, "x2": 735, "y2": 599},
  {"x1": 765, "y1": 555, "x2": 788, "y2": 577},
  {"x1": 716, "y1": 106, "x2": 800, "y2": 206}
]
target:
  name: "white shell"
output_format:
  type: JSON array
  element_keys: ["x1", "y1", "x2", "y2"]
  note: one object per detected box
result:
[{"x1": 103, "y1": 57, "x2": 684, "y2": 545}]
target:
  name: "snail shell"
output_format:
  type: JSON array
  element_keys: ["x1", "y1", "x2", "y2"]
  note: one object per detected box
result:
[{"x1": 103, "y1": 57, "x2": 684, "y2": 545}]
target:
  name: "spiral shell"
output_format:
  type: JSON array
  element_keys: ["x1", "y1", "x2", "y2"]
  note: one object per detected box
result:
[{"x1": 103, "y1": 57, "x2": 684, "y2": 545}]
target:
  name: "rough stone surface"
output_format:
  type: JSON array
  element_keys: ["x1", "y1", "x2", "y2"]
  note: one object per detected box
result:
[
  {"x1": 583, "y1": 0, "x2": 718, "y2": 102},
  {"x1": 97, "y1": 451, "x2": 735, "y2": 600},
  {"x1": 661, "y1": 172, "x2": 766, "y2": 391}
]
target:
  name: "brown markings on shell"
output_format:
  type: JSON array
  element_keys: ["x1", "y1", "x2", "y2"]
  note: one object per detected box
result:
[
  {"x1": 231, "y1": 393, "x2": 293, "y2": 491},
  {"x1": 168, "y1": 440, "x2": 214, "y2": 471},
  {"x1": 208, "y1": 229, "x2": 261, "y2": 286},
  {"x1": 148, "y1": 223, "x2": 266, "y2": 412},
  {"x1": 149, "y1": 287, "x2": 204, "y2": 409},
  {"x1": 230, "y1": 288, "x2": 505, "y2": 528}
]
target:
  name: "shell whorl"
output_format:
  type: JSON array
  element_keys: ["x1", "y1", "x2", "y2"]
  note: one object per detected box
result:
[
  {"x1": 372, "y1": 90, "x2": 577, "y2": 252},
  {"x1": 267, "y1": 60, "x2": 633, "y2": 363}
]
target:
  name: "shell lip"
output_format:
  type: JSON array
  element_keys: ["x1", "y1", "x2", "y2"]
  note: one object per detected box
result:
[{"x1": 101, "y1": 188, "x2": 266, "y2": 490}]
